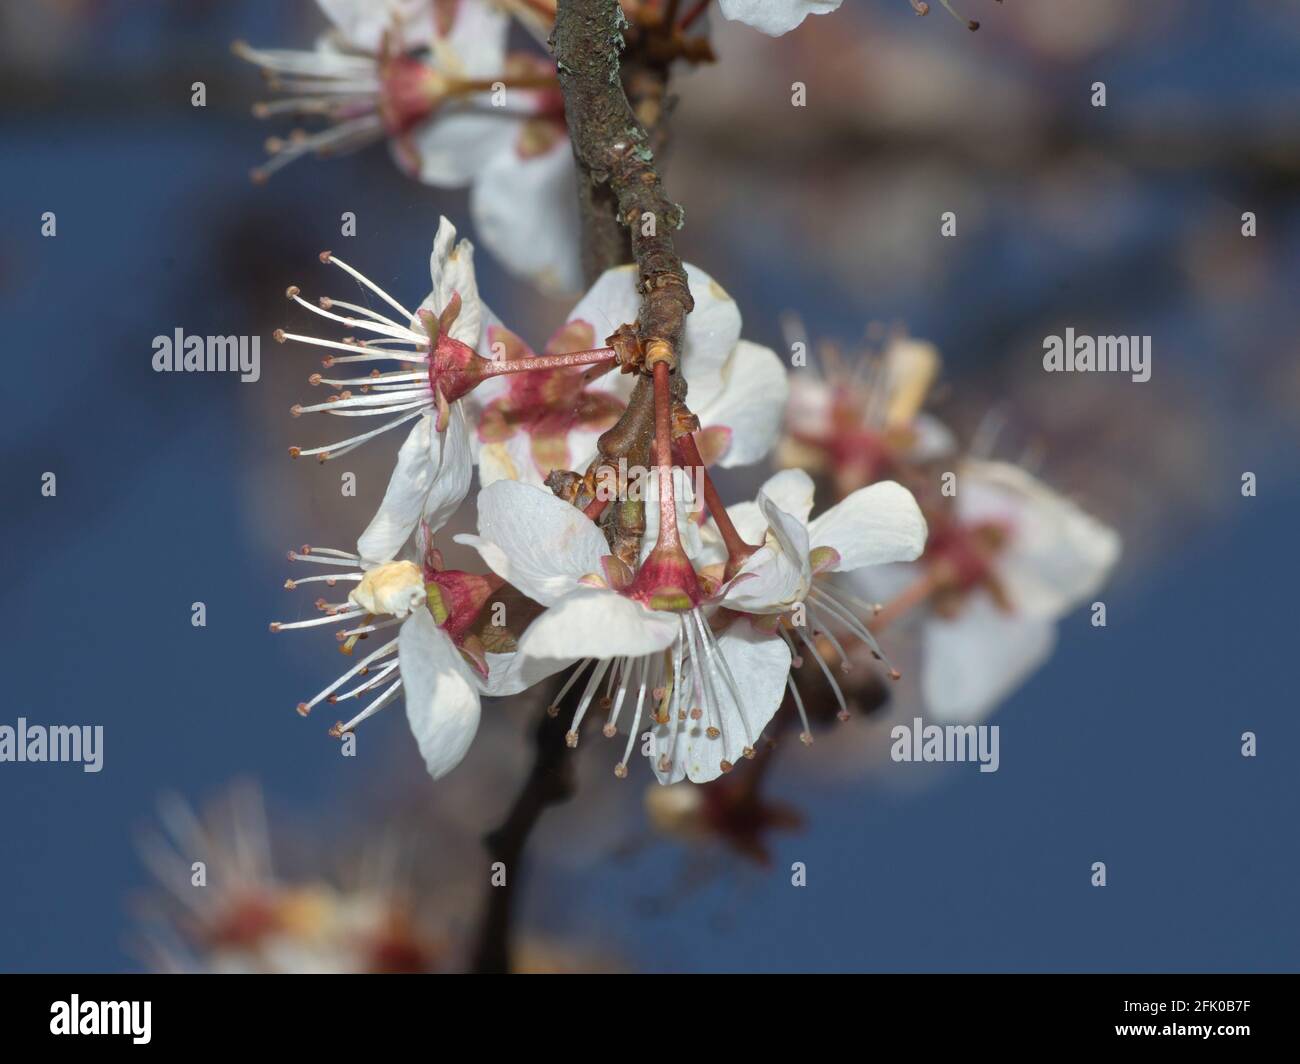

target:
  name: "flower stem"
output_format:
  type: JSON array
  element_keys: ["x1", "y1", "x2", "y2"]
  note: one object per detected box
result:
[
  {"x1": 678, "y1": 433, "x2": 758, "y2": 578},
  {"x1": 477, "y1": 347, "x2": 617, "y2": 377},
  {"x1": 651, "y1": 360, "x2": 680, "y2": 551}
]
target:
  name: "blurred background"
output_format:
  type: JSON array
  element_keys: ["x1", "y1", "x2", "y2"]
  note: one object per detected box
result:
[{"x1": 1, "y1": 0, "x2": 1297, "y2": 972}]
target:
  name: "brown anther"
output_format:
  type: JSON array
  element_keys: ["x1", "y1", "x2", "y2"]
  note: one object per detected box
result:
[
  {"x1": 800, "y1": 731, "x2": 814, "y2": 746},
  {"x1": 290, "y1": 404, "x2": 303, "y2": 417},
  {"x1": 719, "y1": 759, "x2": 734, "y2": 773},
  {"x1": 319, "y1": 296, "x2": 333, "y2": 309},
  {"x1": 705, "y1": 726, "x2": 720, "y2": 739},
  {"x1": 614, "y1": 763, "x2": 628, "y2": 779},
  {"x1": 268, "y1": 622, "x2": 281, "y2": 632},
  {"x1": 319, "y1": 250, "x2": 333, "y2": 263},
  {"x1": 546, "y1": 704, "x2": 560, "y2": 718},
  {"x1": 273, "y1": 329, "x2": 286, "y2": 343},
  {"x1": 287, "y1": 446, "x2": 301, "y2": 458},
  {"x1": 564, "y1": 730, "x2": 579, "y2": 748},
  {"x1": 328, "y1": 722, "x2": 346, "y2": 738},
  {"x1": 742, "y1": 746, "x2": 756, "y2": 760},
  {"x1": 296, "y1": 702, "x2": 310, "y2": 717},
  {"x1": 283, "y1": 579, "x2": 296, "y2": 590},
  {"x1": 602, "y1": 723, "x2": 617, "y2": 738},
  {"x1": 308, "y1": 373, "x2": 322, "y2": 386},
  {"x1": 285, "y1": 285, "x2": 300, "y2": 299}
]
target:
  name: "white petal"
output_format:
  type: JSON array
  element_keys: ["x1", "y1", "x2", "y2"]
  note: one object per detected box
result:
[
  {"x1": 481, "y1": 650, "x2": 572, "y2": 697},
  {"x1": 405, "y1": 109, "x2": 519, "y2": 189},
  {"x1": 722, "y1": 500, "x2": 766, "y2": 546},
  {"x1": 694, "y1": 340, "x2": 788, "y2": 467},
  {"x1": 807, "y1": 480, "x2": 928, "y2": 572},
  {"x1": 921, "y1": 596, "x2": 1057, "y2": 724},
  {"x1": 354, "y1": 402, "x2": 472, "y2": 564},
  {"x1": 477, "y1": 433, "x2": 543, "y2": 489},
  {"x1": 562, "y1": 262, "x2": 741, "y2": 407},
  {"x1": 518, "y1": 590, "x2": 679, "y2": 666},
  {"x1": 424, "y1": 399, "x2": 473, "y2": 530},
  {"x1": 679, "y1": 264, "x2": 743, "y2": 411},
  {"x1": 471, "y1": 136, "x2": 584, "y2": 296},
  {"x1": 422, "y1": 216, "x2": 482, "y2": 347},
  {"x1": 399, "y1": 609, "x2": 481, "y2": 779},
  {"x1": 720, "y1": 544, "x2": 804, "y2": 614},
  {"x1": 456, "y1": 480, "x2": 609, "y2": 606},
  {"x1": 316, "y1": 0, "x2": 436, "y2": 52},
  {"x1": 717, "y1": 0, "x2": 843, "y2": 37},
  {"x1": 438, "y1": 0, "x2": 509, "y2": 78},
  {"x1": 755, "y1": 468, "x2": 816, "y2": 526},
  {"x1": 910, "y1": 413, "x2": 956, "y2": 461},
  {"x1": 565, "y1": 263, "x2": 641, "y2": 343},
  {"x1": 357, "y1": 417, "x2": 431, "y2": 564},
  {"x1": 651, "y1": 622, "x2": 790, "y2": 784},
  {"x1": 958, "y1": 461, "x2": 1121, "y2": 618}
]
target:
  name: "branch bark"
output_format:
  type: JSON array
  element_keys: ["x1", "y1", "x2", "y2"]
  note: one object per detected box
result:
[
  {"x1": 551, "y1": 0, "x2": 694, "y2": 355},
  {"x1": 470, "y1": 0, "x2": 697, "y2": 975}
]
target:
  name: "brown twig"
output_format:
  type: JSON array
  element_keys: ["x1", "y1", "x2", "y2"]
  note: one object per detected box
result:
[
  {"x1": 550, "y1": 0, "x2": 693, "y2": 361},
  {"x1": 470, "y1": 0, "x2": 697, "y2": 975}
]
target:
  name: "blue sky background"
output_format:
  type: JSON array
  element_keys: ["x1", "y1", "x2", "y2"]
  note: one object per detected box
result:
[{"x1": 0, "y1": 1, "x2": 1296, "y2": 972}]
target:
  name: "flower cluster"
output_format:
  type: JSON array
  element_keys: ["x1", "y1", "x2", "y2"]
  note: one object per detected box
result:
[
  {"x1": 270, "y1": 216, "x2": 929, "y2": 783},
  {"x1": 236, "y1": 0, "x2": 581, "y2": 293},
  {"x1": 776, "y1": 329, "x2": 1121, "y2": 724},
  {"x1": 259, "y1": 0, "x2": 1115, "y2": 793}
]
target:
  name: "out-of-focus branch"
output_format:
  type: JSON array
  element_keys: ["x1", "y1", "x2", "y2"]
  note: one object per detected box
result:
[{"x1": 470, "y1": 684, "x2": 578, "y2": 974}]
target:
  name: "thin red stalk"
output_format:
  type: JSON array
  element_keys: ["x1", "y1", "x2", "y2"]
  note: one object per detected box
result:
[
  {"x1": 651, "y1": 360, "x2": 679, "y2": 551},
  {"x1": 678, "y1": 433, "x2": 756, "y2": 565},
  {"x1": 478, "y1": 348, "x2": 616, "y2": 377}
]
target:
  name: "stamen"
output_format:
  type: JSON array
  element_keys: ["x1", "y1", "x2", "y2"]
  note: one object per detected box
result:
[
  {"x1": 548, "y1": 658, "x2": 592, "y2": 717},
  {"x1": 793, "y1": 623, "x2": 848, "y2": 719},
  {"x1": 616, "y1": 657, "x2": 653, "y2": 778},
  {"x1": 333, "y1": 677, "x2": 403, "y2": 734},
  {"x1": 296, "y1": 637, "x2": 398, "y2": 715},
  {"x1": 694, "y1": 611, "x2": 756, "y2": 756},
  {"x1": 319, "y1": 253, "x2": 416, "y2": 324},
  {"x1": 288, "y1": 292, "x2": 420, "y2": 343},
  {"x1": 786, "y1": 675, "x2": 814, "y2": 745},
  {"x1": 810, "y1": 586, "x2": 901, "y2": 678},
  {"x1": 290, "y1": 405, "x2": 429, "y2": 459},
  {"x1": 269, "y1": 606, "x2": 364, "y2": 632},
  {"x1": 602, "y1": 657, "x2": 633, "y2": 737},
  {"x1": 566, "y1": 658, "x2": 612, "y2": 747}
]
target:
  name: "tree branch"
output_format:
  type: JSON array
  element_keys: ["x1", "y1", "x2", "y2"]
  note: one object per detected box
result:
[
  {"x1": 470, "y1": 0, "x2": 699, "y2": 974},
  {"x1": 551, "y1": 0, "x2": 694, "y2": 357},
  {"x1": 470, "y1": 686, "x2": 578, "y2": 974}
]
